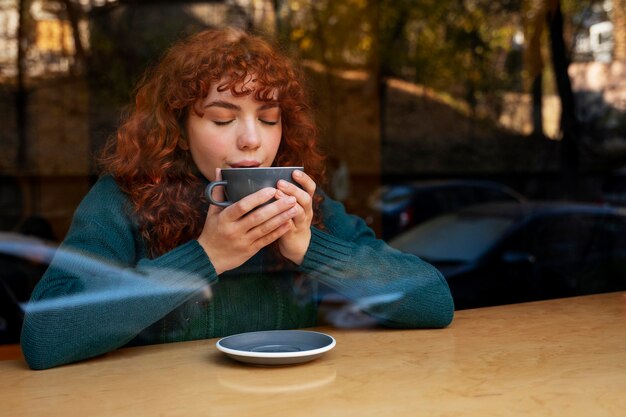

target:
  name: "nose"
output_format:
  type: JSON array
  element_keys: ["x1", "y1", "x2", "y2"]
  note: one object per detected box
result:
[{"x1": 237, "y1": 119, "x2": 261, "y2": 150}]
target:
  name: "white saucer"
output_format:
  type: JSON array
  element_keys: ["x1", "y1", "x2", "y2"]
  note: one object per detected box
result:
[{"x1": 216, "y1": 330, "x2": 336, "y2": 366}]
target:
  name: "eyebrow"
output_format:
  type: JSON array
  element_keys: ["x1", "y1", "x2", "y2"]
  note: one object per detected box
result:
[
  {"x1": 203, "y1": 100, "x2": 240, "y2": 110},
  {"x1": 203, "y1": 100, "x2": 280, "y2": 111},
  {"x1": 259, "y1": 102, "x2": 280, "y2": 110}
]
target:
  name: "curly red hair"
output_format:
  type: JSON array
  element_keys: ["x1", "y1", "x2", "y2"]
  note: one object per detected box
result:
[{"x1": 99, "y1": 28, "x2": 326, "y2": 257}]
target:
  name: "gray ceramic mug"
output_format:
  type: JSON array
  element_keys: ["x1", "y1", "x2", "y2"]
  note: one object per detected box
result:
[{"x1": 205, "y1": 167, "x2": 304, "y2": 207}]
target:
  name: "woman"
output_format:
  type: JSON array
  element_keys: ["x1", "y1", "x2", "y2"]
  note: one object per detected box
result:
[{"x1": 21, "y1": 28, "x2": 454, "y2": 370}]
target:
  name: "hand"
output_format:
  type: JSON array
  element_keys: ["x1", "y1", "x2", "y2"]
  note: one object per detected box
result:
[
  {"x1": 276, "y1": 170, "x2": 315, "y2": 265},
  {"x1": 197, "y1": 169, "x2": 298, "y2": 275}
]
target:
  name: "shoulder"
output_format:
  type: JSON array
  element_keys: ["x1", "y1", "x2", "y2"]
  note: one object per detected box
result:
[
  {"x1": 87, "y1": 175, "x2": 125, "y2": 198},
  {"x1": 72, "y1": 175, "x2": 132, "y2": 225},
  {"x1": 78, "y1": 176, "x2": 127, "y2": 208},
  {"x1": 62, "y1": 175, "x2": 140, "y2": 257}
]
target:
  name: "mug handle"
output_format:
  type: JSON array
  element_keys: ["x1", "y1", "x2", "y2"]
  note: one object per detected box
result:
[{"x1": 205, "y1": 181, "x2": 231, "y2": 207}]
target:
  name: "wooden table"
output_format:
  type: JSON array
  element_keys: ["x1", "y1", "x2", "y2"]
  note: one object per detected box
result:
[{"x1": 1, "y1": 292, "x2": 625, "y2": 417}]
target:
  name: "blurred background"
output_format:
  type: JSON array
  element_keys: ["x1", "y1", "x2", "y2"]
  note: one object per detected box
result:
[{"x1": 1, "y1": 0, "x2": 626, "y2": 341}]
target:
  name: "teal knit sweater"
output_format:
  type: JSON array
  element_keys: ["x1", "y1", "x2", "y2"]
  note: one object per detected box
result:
[{"x1": 21, "y1": 176, "x2": 454, "y2": 369}]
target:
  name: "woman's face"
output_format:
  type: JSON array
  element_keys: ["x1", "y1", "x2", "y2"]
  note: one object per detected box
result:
[{"x1": 185, "y1": 81, "x2": 282, "y2": 181}]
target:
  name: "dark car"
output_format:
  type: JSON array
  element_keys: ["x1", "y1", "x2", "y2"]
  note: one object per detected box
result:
[
  {"x1": 600, "y1": 167, "x2": 626, "y2": 206},
  {"x1": 389, "y1": 202, "x2": 626, "y2": 309},
  {"x1": 366, "y1": 179, "x2": 526, "y2": 240}
]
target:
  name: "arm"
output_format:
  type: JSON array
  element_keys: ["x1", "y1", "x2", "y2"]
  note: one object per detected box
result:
[
  {"x1": 300, "y1": 195, "x2": 454, "y2": 328},
  {"x1": 21, "y1": 177, "x2": 217, "y2": 370}
]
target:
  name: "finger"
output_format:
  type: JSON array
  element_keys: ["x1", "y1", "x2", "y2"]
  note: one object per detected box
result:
[
  {"x1": 222, "y1": 187, "x2": 277, "y2": 221},
  {"x1": 289, "y1": 203, "x2": 309, "y2": 229},
  {"x1": 278, "y1": 170, "x2": 315, "y2": 198},
  {"x1": 250, "y1": 221, "x2": 293, "y2": 251},
  {"x1": 248, "y1": 204, "x2": 297, "y2": 240},
  {"x1": 277, "y1": 179, "x2": 312, "y2": 209},
  {"x1": 292, "y1": 170, "x2": 316, "y2": 196},
  {"x1": 239, "y1": 194, "x2": 297, "y2": 231}
]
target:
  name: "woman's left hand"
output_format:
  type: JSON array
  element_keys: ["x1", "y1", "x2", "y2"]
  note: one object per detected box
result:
[{"x1": 276, "y1": 170, "x2": 315, "y2": 265}]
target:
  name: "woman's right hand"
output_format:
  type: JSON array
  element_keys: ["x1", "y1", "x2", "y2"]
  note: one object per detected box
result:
[{"x1": 197, "y1": 170, "x2": 298, "y2": 275}]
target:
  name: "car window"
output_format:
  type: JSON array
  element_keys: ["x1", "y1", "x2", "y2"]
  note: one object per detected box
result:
[
  {"x1": 430, "y1": 188, "x2": 470, "y2": 212},
  {"x1": 431, "y1": 186, "x2": 519, "y2": 215},
  {"x1": 389, "y1": 213, "x2": 514, "y2": 263}
]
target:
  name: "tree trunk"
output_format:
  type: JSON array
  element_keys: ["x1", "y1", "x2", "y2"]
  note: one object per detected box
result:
[
  {"x1": 547, "y1": 0, "x2": 580, "y2": 198},
  {"x1": 524, "y1": 0, "x2": 546, "y2": 138},
  {"x1": 60, "y1": 0, "x2": 86, "y2": 75},
  {"x1": 16, "y1": 0, "x2": 29, "y2": 170},
  {"x1": 531, "y1": 74, "x2": 544, "y2": 138}
]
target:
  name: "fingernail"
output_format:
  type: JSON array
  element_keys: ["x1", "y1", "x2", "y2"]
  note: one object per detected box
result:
[
  {"x1": 293, "y1": 170, "x2": 302, "y2": 178},
  {"x1": 287, "y1": 196, "x2": 296, "y2": 204},
  {"x1": 276, "y1": 190, "x2": 286, "y2": 198},
  {"x1": 278, "y1": 180, "x2": 288, "y2": 188}
]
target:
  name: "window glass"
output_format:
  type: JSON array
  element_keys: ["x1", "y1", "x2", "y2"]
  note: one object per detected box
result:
[{"x1": 390, "y1": 213, "x2": 513, "y2": 263}]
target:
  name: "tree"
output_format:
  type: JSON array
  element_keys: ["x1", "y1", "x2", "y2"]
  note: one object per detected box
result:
[
  {"x1": 57, "y1": 0, "x2": 87, "y2": 75},
  {"x1": 547, "y1": 0, "x2": 581, "y2": 196},
  {"x1": 523, "y1": 0, "x2": 547, "y2": 138},
  {"x1": 16, "y1": 0, "x2": 32, "y2": 170}
]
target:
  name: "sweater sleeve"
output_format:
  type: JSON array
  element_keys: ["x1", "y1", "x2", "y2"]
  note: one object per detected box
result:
[
  {"x1": 20, "y1": 177, "x2": 218, "y2": 370},
  {"x1": 299, "y1": 195, "x2": 454, "y2": 328}
]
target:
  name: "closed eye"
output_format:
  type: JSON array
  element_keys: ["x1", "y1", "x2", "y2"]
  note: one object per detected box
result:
[
  {"x1": 259, "y1": 119, "x2": 279, "y2": 126},
  {"x1": 213, "y1": 120, "x2": 234, "y2": 126}
]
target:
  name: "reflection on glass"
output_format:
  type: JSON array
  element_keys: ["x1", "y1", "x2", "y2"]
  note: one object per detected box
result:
[{"x1": 390, "y1": 215, "x2": 513, "y2": 263}]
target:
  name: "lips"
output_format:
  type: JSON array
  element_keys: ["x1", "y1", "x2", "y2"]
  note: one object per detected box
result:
[{"x1": 229, "y1": 161, "x2": 261, "y2": 168}]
